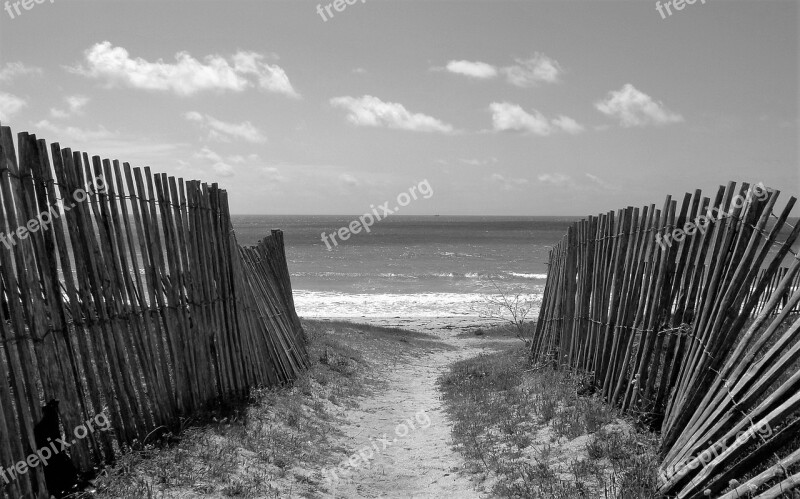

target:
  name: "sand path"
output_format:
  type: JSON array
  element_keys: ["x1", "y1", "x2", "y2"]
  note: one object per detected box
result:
[{"x1": 323, "y1": 336, "x2": 493, "y2": 499}]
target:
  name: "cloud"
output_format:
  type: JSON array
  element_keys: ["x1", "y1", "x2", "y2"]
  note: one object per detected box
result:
[
  {"x1": 489, "y1": 102, "x2": 583, "y2": 136},
  {"x1": 212, "y1": 162, "x2": 235, "y2": 177},
  {"x1": 66, "y1": 95, "x2": 90, "y2": 113},
  {"x1": 537, "y1": 173, "x2": 573, "y2": 187},
  {"x1": 584, "y1": 173, "x2": 617, "y2": 190},
  {"x1": 551, "y1": 115, "x2": 585, "y2": 134},
  {"x1": 330, "y1": 95, "x2": 455, "y2": 133},
  {"x1": 185, "y1": 112, "x2": 267, "y2": 143},
  {"x1": 490, "y1": 173, "x2": 529, "y2": 191},
  {"x1": 33, "y1": 120, "x2": 117, "y2": 142},
  {"x1": 261, "y1": 166, "x2": 286, "y2": 183},
  {"x1": 194, "y1": 146, "x2": 223, "y2": 162},
  {"x1": 445, "y1": 60, "x2": 498, "y2": 79},
  {"x1": 537, "y1": 172, "x2": 617, "y2": 191},
  {"x1": 595, "y1": 84, "x2": 683, "y2": 127},
  {"x1": 352, "y1": 67, "x2": 368, "y2": 74},
  {"x1": 502, "y1": 54, "x2": 562, "y2": 87},
  {"x1": 0, "y1": 92, "x2": 26, "y2": 121},
  {"x1": 50, "y1": 95, "x2": 90, "y2": 119},
  {"x1": 460, "y1": 157, "x2": 498, "y2": 166},
  {"x1": 0, "y1": 62, "x2": 41, "y2": 82},
  {"x1": 70, "y1": 41, "x2": 299, "y2": 98},
  {"x1": 440, "y1": 54, "x2": 562, "y2": 86},
  {"x1": 228, "y1": 153, "x2": 259, "y2": 164},
  {"x1": 339, "y1": 173, "x2": 360, "y2": 186},
  {"x1": 231, "y1": 51, "x2": 300, "y2": 98},
  {"x1": 490, "y1": 103, "x2": 550, "y2": 135},
  {"x1": 191, "y1": 146, "x2": 265, "y2": 178}
]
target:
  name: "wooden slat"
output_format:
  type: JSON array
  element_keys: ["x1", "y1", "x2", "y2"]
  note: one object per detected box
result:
[{"x1": 0, "y1": 126, "x2": 49, "y2": 497}]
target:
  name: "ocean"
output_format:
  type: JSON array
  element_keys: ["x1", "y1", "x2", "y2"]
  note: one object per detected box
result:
[{"x1": 231, "y1": 215, "x2": 577, "y2": 329}]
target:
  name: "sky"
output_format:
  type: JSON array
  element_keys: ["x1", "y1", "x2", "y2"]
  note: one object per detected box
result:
[{"x1": 0, "y1": 0, "x2": 797, "y2": 216}]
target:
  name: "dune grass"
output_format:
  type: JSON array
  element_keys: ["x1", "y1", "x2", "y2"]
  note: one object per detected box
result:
[{"x1": 438, "y1": 346, "x2": 659, "y2": 498}]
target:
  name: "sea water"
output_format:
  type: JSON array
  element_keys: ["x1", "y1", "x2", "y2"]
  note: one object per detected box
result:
[{"x1": 231, "y1": 215, "x2": 578, "y2": 326}]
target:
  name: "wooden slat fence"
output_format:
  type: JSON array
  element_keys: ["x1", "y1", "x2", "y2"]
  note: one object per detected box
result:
[
  {"x1": 0, "y1": 124, "x2": 309, "y2": 499},
  {"x1": 744, "y1": 267, "x2": 800, "y2": 317},
  {"x1": 531, "y1": 181, "x2": 800, "y2": 498}
]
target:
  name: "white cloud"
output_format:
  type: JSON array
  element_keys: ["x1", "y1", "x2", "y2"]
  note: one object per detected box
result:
[
  {"x1": 191, "y1": 148, "x2": 266, "y2": 179},
  {"x1": 552, "y1": 115, "x2": 585, "y2": 134},
  {"x1": 212, "y1": 162, "x2": 235, "y2": 177},
  {"x1": 491, "y1": 173, "x2": 529, "y2": 191},
  {"x1": 339, "y1": 173, "x2": 360, "y2": 186},
  {"x1": 441, "y1": 54, "x2": 561, "y2": 86},
  {"x1": 538, "y1": 173, "x2": 574, "y2": 187},
  {"x1": 0, "y1": 92, "x2": 26, "y2": 121},
  {"x1": 0, "y1": 62, "x2": 42, "y2": 82},
  {"x1": 33, "y1": 120, "x2": 117, "y2": 142},
  {"x1": 261, "y1": 166, "x2": 286, "y2": 183},
  {"x1": 231, "y1": 51, "x2": 300, "y2": 98},
  {"x1": 66, "y1": 95, "x2": 90, "y2": 113},
  {"x1": 502, "y1": 54, "x2": 562, "y2": 87},
  {"x1": 460, "y1": 157, "x2": 498, "y2": 166},
  {"x1": 490, "y1": 102, "x2": 550, "y2": 135},
  {"x1": 70, "y1": 41, "x2": 299, "y2": 98},
  {"x1": 50, "y1": 95, "x2": 90, "y2": 119},
  {"x1": 595, "y1": 84, "x2": 683, "y2": 127},
  {"x1": 330, "y1": 95, "x2": 455, "y2": 133},
  {"x1": 185, "y1": 112, "x2": 267, "y2": 143},
  {"x1": 489, "y1": 102, "x2": 583, "y2": 136},
  {"x1": 228, "y1": 153, "x2": 259, "y2": 164},
  {"x1": 537, "y1": 172, "x2": 617, "y2": 191},
  {"x1": 194, "y1": 146, "x2": 223, "y2": 162},
  {"x1": 585, "y1": 173, "x2": 617, "y2": 190},
  {"x1": 191, "y1": 147, "x2": 257, "y2": 178},
  {"x1": 445, "y1": 60, "x2": 498, "y2": 79}
]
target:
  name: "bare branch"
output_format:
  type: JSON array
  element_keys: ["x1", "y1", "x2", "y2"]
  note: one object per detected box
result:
[{"x1": 475, "y1": 277, "x2": 540, "y2": 344}]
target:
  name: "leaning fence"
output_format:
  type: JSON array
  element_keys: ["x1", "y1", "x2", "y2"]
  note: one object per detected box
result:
[
  {"x1": 0, "y1": 124, "x2": 309, "y2": 499},
  {"x1": 531, "y1": 180, "x2": 800, "y2": 497}
]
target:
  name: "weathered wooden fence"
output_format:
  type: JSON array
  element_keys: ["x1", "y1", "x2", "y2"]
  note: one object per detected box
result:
[
  {"x1": 0, "y1": 124, "x2": 309, "y2": 499},
  {"x1": 531, "y1": 181, "x2": 800, "y2": 497},
  {"x1": 746, "y1": 267, "x2": 800, "y2": 317}
]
